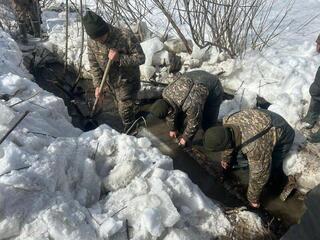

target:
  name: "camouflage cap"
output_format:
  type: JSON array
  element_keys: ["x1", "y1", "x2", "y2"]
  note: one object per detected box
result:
[
  {"x1": 204, "y1": 126, "x2": 232, "y2": 152},
  {"x1": 83, "y1": 11, "x2": 109, "y2": 39}
]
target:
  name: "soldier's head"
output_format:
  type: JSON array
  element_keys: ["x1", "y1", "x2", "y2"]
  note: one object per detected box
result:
[
  {"x1": 150, "y1": 99, "x2": 171, "y2": 119},
  {"x1": 203, "y1": 126, "x2": 233, "y2": 152},
  {"x1": 83, "y1": 11, "x2": 109, "y2": 43}
]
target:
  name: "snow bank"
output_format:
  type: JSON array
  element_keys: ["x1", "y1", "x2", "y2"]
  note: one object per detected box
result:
[
  {"x1": 0, "y1": 28, "x2": 273, "y2": 240},
  {"x1": 203, "y1": 1, "x2": 320, "y2": 127}
]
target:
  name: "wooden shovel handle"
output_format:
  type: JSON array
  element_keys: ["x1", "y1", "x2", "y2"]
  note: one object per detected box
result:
[{"x1": 91, "y1": 58, "x2": 113, "y2": 117}]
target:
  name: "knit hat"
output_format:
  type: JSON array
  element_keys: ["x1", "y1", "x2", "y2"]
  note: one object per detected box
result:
[
  {"x1": 150, "y1": 99, "x2": 170, "y2": 119},
  {"x1": 203, "y1": 126, "x2": 232, "y2": 152},
  {"x1": 83, "y1": 11, "x2": 109, "y2": 39}
]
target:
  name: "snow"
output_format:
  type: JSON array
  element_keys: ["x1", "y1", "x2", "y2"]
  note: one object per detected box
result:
[
  {"x1": 0, "y1": 27, "x2": 252, "y2": 240},
  {"x1": 2, "y1": 0, "x2": 320, "y2": 238}
]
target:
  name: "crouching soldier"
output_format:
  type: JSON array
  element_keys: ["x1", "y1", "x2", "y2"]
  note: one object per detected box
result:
[
  {"x1": 150, "y1": 70, "x2": 223, "y2": 147},
  {"x1": 83, "y1": 11, "x2": 145, "y2": 132},
  {"x1": 203, "y1": 109, "x2": 295, "y2": 208},
  {"x1": 302, "y1": 34, "x2": 320, "y2": 142}
]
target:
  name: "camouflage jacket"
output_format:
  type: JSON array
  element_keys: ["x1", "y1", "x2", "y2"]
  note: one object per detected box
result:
[
  {"x1": 222, "y1": 109, "x2": 281, "y2": 203},
  {"x1": 87, "y1": 24, "x2": 145, "y2": 88},
  {"x1": 12, "y1": 0, "x2": 36, "y2": 14},
  {"x1": 163, "y1": 72, "x2": 221, "y2": 141}
]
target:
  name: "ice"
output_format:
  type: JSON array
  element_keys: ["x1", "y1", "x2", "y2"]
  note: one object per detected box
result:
[
  {"x1": 75, "y1": 158, "x2": 101, "y2": 207},
  {"x1": 140, "y1": 37, "x2": 164, "y2": 66},
  {"x1": 0, "y1": 31, "x2": 32, "y2": 79},
  {"x1": 141, "y1": 208, "x2": 164, "y2": 237},
  {"x1": 0, "y1": 102, "x2": 15, "y2": 125},
  {"x1": 103, "y1": 159, "x2": 146, "y2": 191},
  {"x1": 0, "y1": 142, "x2": 30, "y2": 176},
  {"x1": 99, "y1": 217, "x2": 123, "y2": 238},
  {"x1": 0, "y1": 215, "x2": 21, "y2": 240},
  {"x1": 164, "y1": 228, "x2": 205, "y2": 240},
  {"x1": 46, "y1": 18, "x2": 65, "y2": 31}
]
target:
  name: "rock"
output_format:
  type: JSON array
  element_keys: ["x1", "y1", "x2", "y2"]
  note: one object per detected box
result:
[
  {"x1": 140, "y1": 65, "x2": 156, "y2": 80},
  {"x1": 164, "y1": 39, "x2": 193, "y2": 54}
]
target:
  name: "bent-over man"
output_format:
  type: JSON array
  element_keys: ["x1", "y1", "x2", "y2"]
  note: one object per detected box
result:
[
  {"x1": 204, "y1": 109, "x2": 295, "y2": 208},
  {"x1": 150, "y1": 70, "x2": 223, "y2": 146}
]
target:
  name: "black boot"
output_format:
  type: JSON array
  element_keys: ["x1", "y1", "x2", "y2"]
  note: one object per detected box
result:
[{"x1": 302, "y1": 99, "x2": 320, "y2": 128}]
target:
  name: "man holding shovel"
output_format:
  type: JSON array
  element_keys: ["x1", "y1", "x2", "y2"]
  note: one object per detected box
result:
[{"x1": 83, "y1": 11, "x2": 145, "y2": 133}]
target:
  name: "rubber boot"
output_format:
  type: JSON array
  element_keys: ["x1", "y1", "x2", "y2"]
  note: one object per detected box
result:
[
  {"x1": 302, "y1": 99, "x2": 320, "y2": 128},
  {"x1": 19, "y1": 22, "x2": 28, "y2": 44},
  {"x1": 309, "y1": 129, "x2": 320, "y2": 143}
]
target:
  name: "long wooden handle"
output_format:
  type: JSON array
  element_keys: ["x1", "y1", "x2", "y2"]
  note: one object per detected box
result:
[{"x1": 91, "y1": 58, "x2": 113, "y2": 117}]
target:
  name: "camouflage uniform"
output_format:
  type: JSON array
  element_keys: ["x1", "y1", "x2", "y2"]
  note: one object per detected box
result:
[
  {"x1": 222, "y1": 109, "x2": 295, "y2": 203},
  {"x1": 11, "y1": 0, "x2": 41, "y2": 39},
  {"x1": 87, "y1": 24, "x2": 145, "y2": 129},
  {"x1": 163, "y1": 70, "x2": 223, "y2": 141}
]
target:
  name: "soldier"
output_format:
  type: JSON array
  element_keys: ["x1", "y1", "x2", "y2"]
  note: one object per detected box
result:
[
  {"x1": 149, "y1": 70, "x2": 223, "y2": 147},
  {"x1": 83, "y1": 11, "x2": 145, "y2": 132},
  {"x1": 302, "y1": 34, "x2": 320, "y2": 142},
  {"x1": 203, "y1": 109, "x2": 295, "y2": 208},
  {"x1": 11, "y1": 0, "x2": 41, "y2": 42}
]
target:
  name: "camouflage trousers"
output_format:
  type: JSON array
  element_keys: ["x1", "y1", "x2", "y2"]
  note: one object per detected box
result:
[
  {"x1": 109, "y1": 79, "x2": 140, "y2": 131},
  {"x1": 202, "y1": 83, "x2": 224, "y2": 131},
  {"x1": 14, "y1": 1, "x2": 41, "y2": 39}
]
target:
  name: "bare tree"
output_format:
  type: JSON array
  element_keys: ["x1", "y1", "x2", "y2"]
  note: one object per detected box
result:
[
  {"x1": 64, "y1": 0, "x2": 69, "y2": 74},
  {"x1": 175, "y1": 0, "x2": 295, "y2": 57}
]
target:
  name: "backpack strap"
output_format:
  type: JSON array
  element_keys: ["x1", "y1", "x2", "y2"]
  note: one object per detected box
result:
[{"x1": 236, "y1": 124, "x2": 272, "y2": 152}]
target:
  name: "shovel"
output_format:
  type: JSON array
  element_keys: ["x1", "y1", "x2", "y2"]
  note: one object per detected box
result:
[
  {"x1": 69, "y1": 58, "x2": 113, "y2": 131},
  {"x1": 90, "y1": 58, "x2": 113, "y2": 118}
]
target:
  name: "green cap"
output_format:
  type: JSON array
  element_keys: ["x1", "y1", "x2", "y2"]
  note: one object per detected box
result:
[
  {"x1": 203, "y1": 126, "x2": 232, "y2": 152},
  {"x1": 150, "y1": 99, "x2": 170, "y2": 119},
  {"x1": 83, "y1": 11, "x2": 109, "y2": 39}
]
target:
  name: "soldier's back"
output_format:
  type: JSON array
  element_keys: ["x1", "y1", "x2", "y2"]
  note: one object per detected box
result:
[{"x1": 184, "y1": 70, "x2": 220, "y2": 90}]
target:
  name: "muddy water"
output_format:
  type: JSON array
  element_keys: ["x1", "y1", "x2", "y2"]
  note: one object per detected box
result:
[{"x1": 33, "y1": 62, "x2": 306, "y2": 238}]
